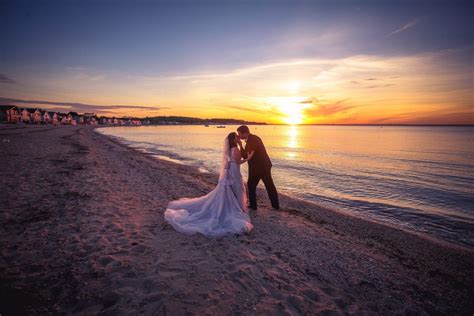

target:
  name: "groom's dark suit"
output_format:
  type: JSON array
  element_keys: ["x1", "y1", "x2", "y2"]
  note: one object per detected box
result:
[{"x1": 240, "y1": 134, "x2": 279, "y2": 210}]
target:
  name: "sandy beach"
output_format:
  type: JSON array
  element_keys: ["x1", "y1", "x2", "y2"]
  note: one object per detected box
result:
[{"x1": 1, "y1": 124, "x2": 473, "y2": 315}]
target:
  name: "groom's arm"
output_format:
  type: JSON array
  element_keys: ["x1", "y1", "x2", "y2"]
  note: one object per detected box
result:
[{"x1": 242, "y1": 137, "x2": 257, "y2": 160}]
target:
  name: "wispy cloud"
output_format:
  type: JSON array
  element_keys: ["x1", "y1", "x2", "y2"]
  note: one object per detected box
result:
[
  {"x1": 388, "y1": 19, "x2": 418, "y2": 37},
  {"x1": 0, "y1": 97, "x2": 167, "y2": 113},
  {"x1": 0, "y1": 74, "x2": 16, "y2": 84},
  {"x1": 162, "y1": 59, "x2": 333, "y2": 82},
  {"x1": 304, "y1": 100, "x2": 354, "y2": 117},
  {"x1": 370, "y1": 107, "x2": 474, "y2": 125},
  {"x1": 227, "y1": 105, "x2": 283, "y2": 118},
  {"x1": 157, "y1": 53, "x2": 423, "y2": 89}
]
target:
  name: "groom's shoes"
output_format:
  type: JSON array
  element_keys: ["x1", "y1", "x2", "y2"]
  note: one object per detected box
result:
[{"x1": 248, "y1": 205, "x2": 279, "y2": 210}]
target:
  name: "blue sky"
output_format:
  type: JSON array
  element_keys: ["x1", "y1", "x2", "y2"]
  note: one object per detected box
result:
[{"x1": 0, "y1": 0, "x2": 473, "y2": 123}]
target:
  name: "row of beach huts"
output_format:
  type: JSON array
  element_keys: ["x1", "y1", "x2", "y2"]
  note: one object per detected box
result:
[{"x1": 0, "y1": 105, "x2": 144, "y2": 126}]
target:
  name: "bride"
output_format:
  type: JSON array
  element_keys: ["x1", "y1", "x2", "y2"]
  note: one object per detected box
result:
[{"x1": 164, "y1": 132, "x2": 254, "y2": 237}]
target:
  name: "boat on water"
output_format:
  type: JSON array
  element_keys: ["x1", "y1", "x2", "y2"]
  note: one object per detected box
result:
[{"x1": 216, "y1": 125, "x2": 226, "y2": 128}]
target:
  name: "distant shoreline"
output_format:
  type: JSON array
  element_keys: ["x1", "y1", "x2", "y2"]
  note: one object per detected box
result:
[{"x1": 95, "y1": 123, "x2": 474, "y2": 127}]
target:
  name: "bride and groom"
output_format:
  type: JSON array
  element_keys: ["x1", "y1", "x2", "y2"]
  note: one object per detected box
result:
[{"x1": 164, "y1": 125, "x2": 280, "y2": 237}]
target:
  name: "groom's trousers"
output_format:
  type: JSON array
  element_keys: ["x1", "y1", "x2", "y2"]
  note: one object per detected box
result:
[{"x1": 247, "y1": 167, "x2": 279, "y2": 210}]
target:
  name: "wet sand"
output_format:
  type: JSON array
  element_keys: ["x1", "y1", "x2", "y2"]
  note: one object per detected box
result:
[{"x1": 0, "y1": 124, "x2": 473, "y2": 315}]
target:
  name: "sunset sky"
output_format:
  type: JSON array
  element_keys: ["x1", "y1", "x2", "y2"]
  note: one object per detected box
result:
[{"x1": 1, "y1": 0, "x2": 473, "y2": 124}]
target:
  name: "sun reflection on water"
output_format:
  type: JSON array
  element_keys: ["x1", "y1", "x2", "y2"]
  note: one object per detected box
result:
[{"x1": 286, "y1": 125, "x2": 299, "y2": 159}]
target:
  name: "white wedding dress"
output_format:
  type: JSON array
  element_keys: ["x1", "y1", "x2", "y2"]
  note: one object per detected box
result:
[{"x1": 164, "y1": 141, "x2": 253, "y2": 237}]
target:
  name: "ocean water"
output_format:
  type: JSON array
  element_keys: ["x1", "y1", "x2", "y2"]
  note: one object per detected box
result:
[{"x1": 98, "y1": 125, "x2": 474, "y2": 247}]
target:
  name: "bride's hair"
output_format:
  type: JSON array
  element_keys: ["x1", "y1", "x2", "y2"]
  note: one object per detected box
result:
[{"x1": 227, "y1": 132, "x2": 237, "y2": 150}]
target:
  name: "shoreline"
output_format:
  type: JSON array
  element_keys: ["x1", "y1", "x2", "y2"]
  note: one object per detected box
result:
[
  {"x1": 1, "y1": 125, "x2": 473, "y2": 314},
  {"x1": 98, "y1": 126, "x2": 472, "y2": 253},
  {"x1": 96, "y1": 125, "x2": 473, "y2": 250}
]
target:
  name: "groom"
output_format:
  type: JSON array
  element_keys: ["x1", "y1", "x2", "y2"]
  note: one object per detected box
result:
[{"x1": 237, "y1": 125, "x2": 279, "y2": 210}]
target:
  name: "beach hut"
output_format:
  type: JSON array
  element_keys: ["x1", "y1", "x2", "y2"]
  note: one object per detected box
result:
[
  {"x1": 107, "y1": 118, "x2": 112, "y2": 125},
  {"x1": 0, "y1": 105, "x2": 20, "y2": 123},
  {"x1": 52, "y1": 112, "x2": 59, "y2": 125},
  {"x1": 32, "y1": 109, "x2": 41, "y2": 124},
  {"x1": 41, "y1": 111, "x2": 51, "y2": 124},
  {"x1": 11, "y1": 106, "x2": 20, "y2": 123},
  {"x1": 21, "y1": 109, "x2": 31, "y2": 123}
]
